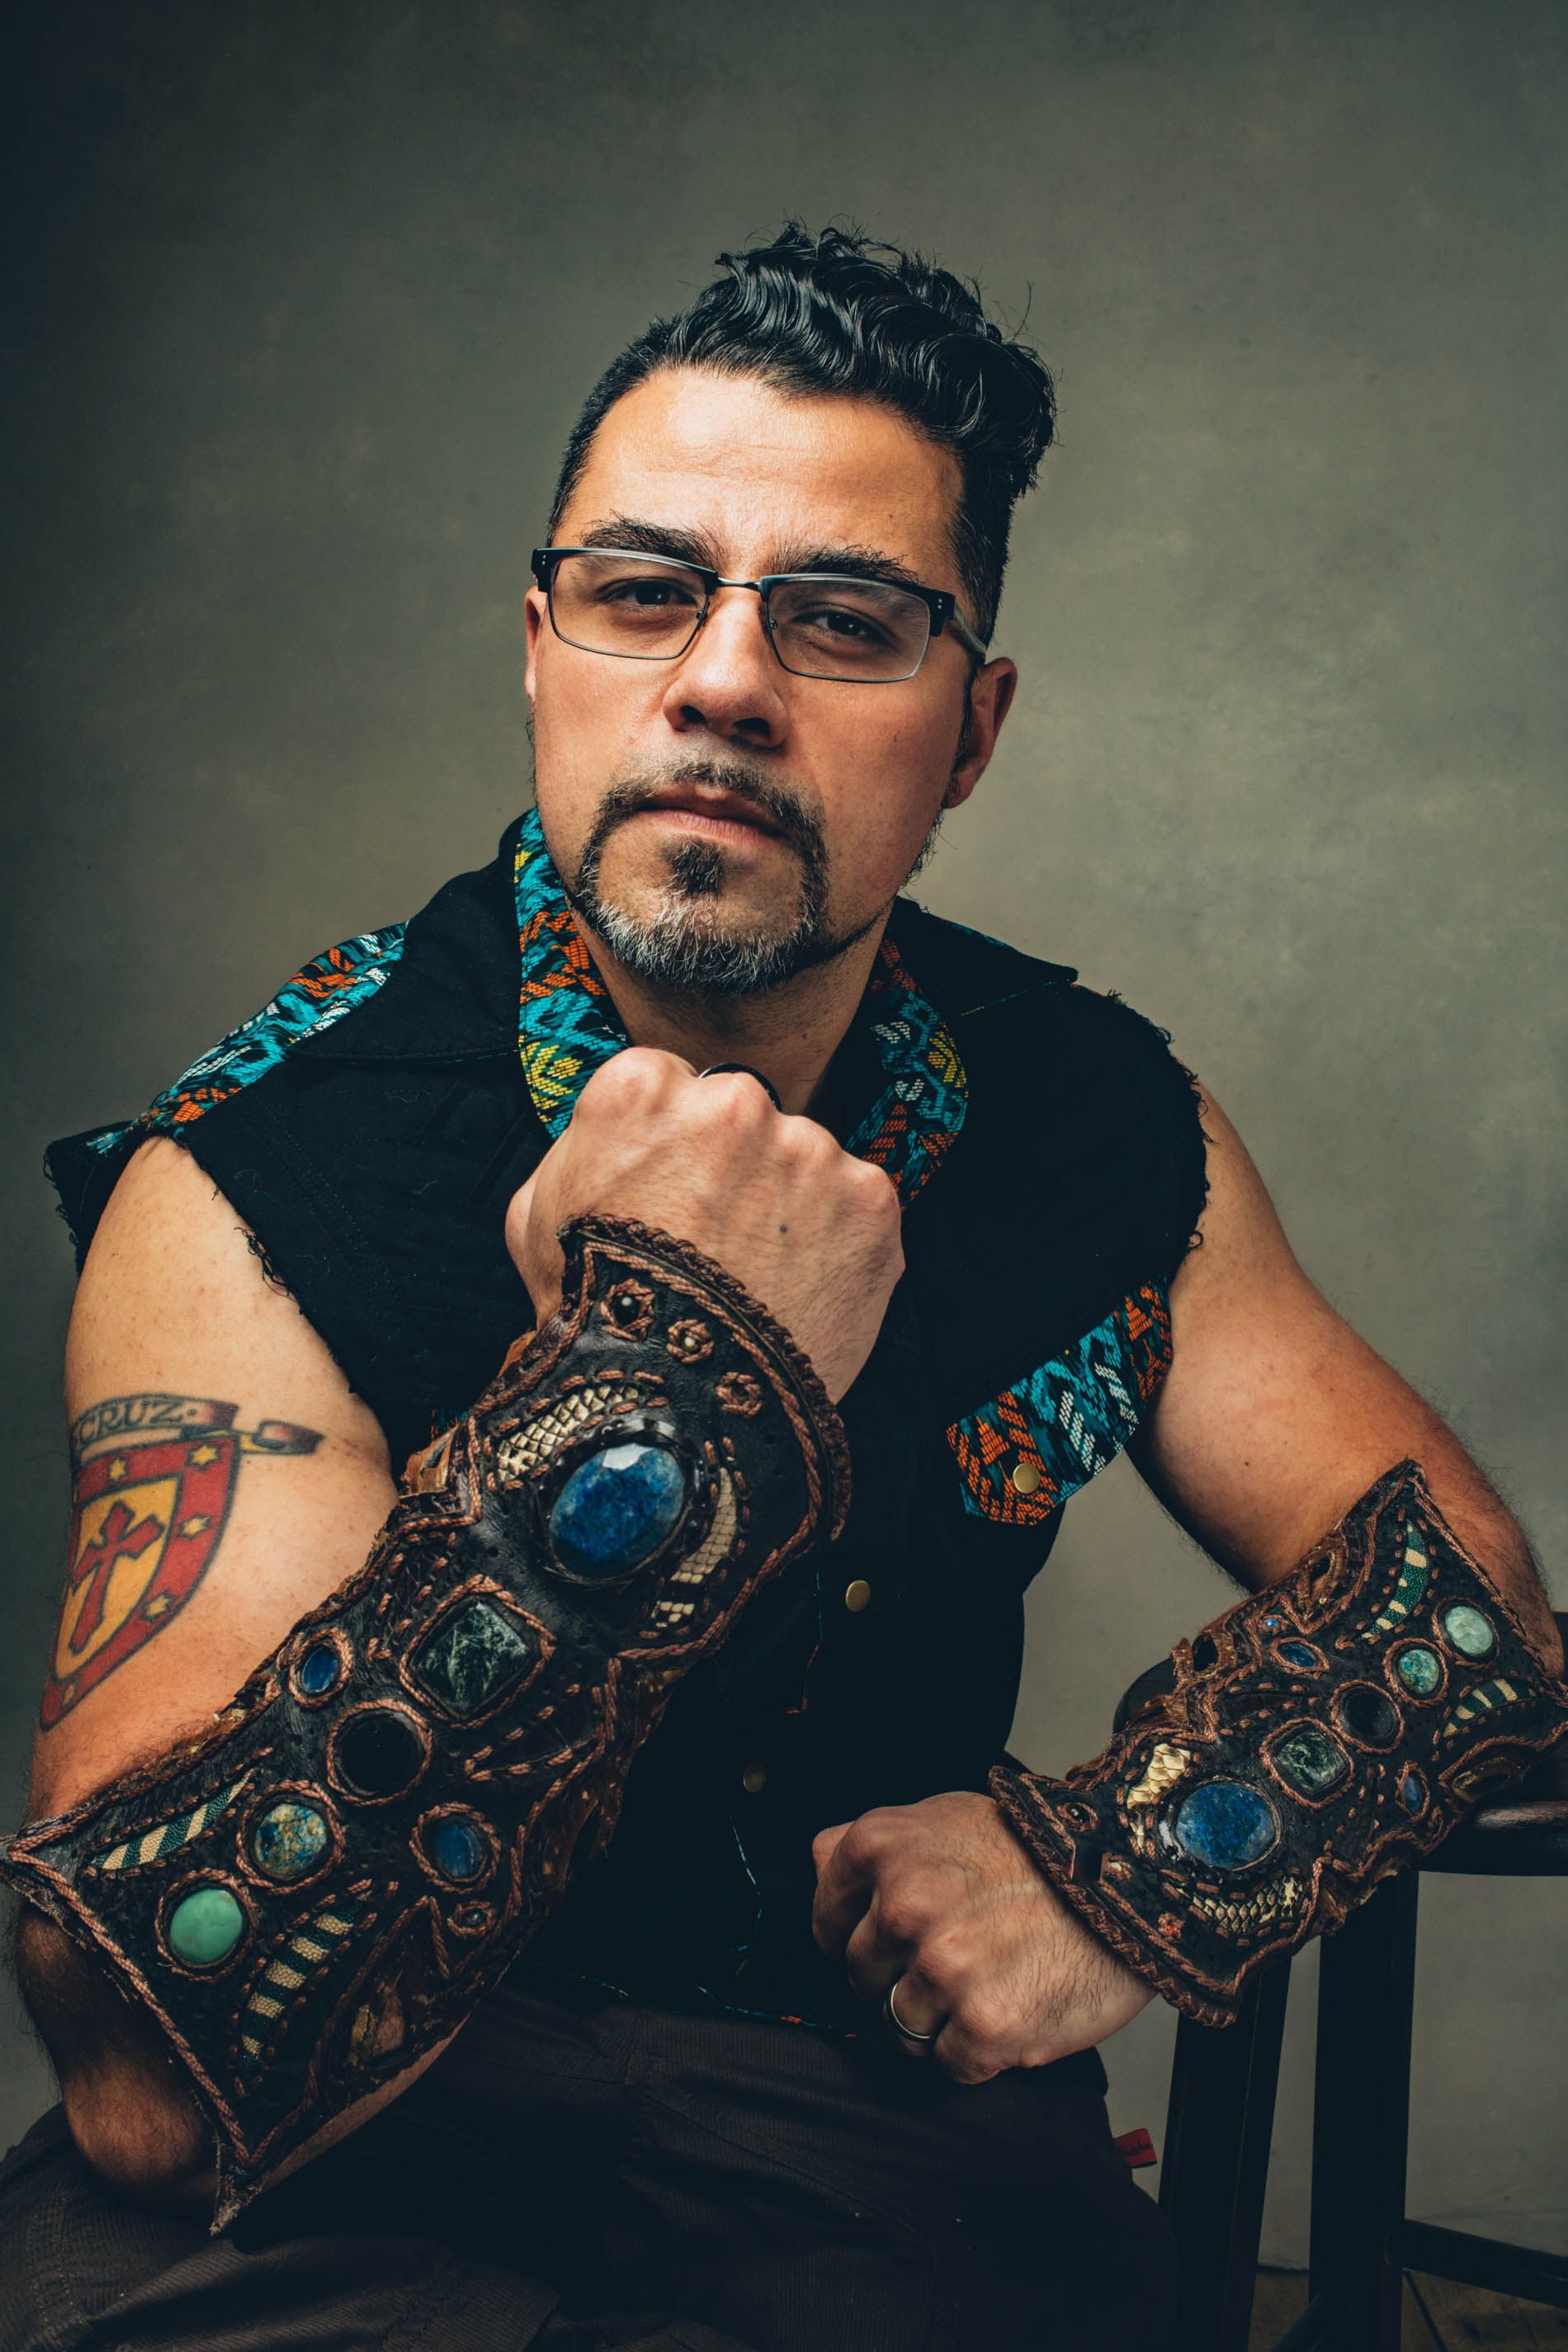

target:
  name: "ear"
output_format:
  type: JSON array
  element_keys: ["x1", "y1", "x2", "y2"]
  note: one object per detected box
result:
[
  {"x1": 523, "y1": 586, "x2": 548, "y2": 708},
  {"x1": 943, "y1": 657, "x2": 1018, "y2": 810}
]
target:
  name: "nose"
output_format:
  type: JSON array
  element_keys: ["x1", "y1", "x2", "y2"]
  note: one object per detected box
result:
[{"x1": 659, "y1": 583, "x2": 791, "y2": 752}]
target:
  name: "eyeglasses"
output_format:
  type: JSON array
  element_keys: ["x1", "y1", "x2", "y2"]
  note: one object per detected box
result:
[{"x1": 530, "y1": 545, "x2": 989, "y2": 683}]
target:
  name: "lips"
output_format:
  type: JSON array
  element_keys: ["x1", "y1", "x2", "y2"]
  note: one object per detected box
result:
[{"x1": 636, "y1": 790, "x2": 784, "y2": 840}]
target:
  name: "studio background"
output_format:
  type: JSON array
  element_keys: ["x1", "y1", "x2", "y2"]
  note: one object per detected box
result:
[{"x1": 4, "y1": 0, "x2": 1564, "y2": 2265}]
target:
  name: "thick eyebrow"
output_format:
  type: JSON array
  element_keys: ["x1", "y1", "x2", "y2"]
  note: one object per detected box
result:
[
  {"x1": 569, "y1": 517, "x2": 931, "y2": 593},
  {"x1": 575, "y1": 517, "x2": 720, "y2": 569}
]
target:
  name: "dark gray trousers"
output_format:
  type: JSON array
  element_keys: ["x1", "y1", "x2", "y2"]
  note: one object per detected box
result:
[{"x1": 0, "y1": 1972, "x2": 1177, "y2": 2351}]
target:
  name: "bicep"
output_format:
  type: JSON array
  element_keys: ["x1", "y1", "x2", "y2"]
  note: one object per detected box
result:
[
  {"x1": 1130, "y1": 1093, "x2": 1537, "y2": 1606},
  {"x1": 31, "y1": 1136, "x2": 399, "y2": 1818}
]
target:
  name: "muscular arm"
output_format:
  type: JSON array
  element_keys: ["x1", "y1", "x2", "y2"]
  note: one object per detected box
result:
[
  {"x1": 1130, "y1": 1091, "x2": 1563, "y2": 1672},
  {"x1": 17, "y1": 1136, "x2": 399, "y2": 2203},
  {"x1": 813, "y1": 1087, "x2": 1564, "y2": 2076},
  {"x1": 12, "y1": 1058, "x2": 899, "y2": 2216}
]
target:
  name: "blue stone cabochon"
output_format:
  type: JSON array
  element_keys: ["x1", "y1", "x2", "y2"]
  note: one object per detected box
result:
[
  {"x1": 424, "y1": 1815, "x2": 490, "y2": 1883},
  {"x1": 297, "y1": 1642, "x2": 343, "y2": 1698},
  {"x1": 250, "y1": 1800, "x2": 331, "y2": 1882},
  {"x1": 1170, "y1": 1779, "x2": 1280, "y2": 1872},
  {"x1": 547, "y1": 1438, "x2": 689, "y2": 1581}
]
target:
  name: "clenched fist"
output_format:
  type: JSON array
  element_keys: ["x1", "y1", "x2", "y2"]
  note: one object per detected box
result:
[{"x1": 505, "y1": 1050, "x2": 904, "y2": 1401}]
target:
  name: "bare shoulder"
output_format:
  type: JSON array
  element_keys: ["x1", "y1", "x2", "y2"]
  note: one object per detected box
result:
[
  {"x1": 33, "y1": 1137, "x2": 397, "y2": 1816},
  {"x1": 68, "y1": 1136, "x2": 387, "y2": 1456}
]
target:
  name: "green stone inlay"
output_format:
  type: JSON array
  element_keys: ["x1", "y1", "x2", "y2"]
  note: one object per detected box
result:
[
  {"x1": 167, "y1": 1884, "x2": 245, "y2": 1967},
  {"x1": 1396, "y1": 1646, "x2": 1443, "y2": 1697},
  {"x1": 1270, "y1": 1724, "x2": 1351, "y2": 1798},
  {"x1": 251, "y1": 1801, "x2": 329, "y2": 1882},
  {"x1": 1440, "y1": 1602, "x2": 1496, "y2": 1660},
  {"x1": 413, "y1": 1599, "x2": 536, "y2": 1719}
]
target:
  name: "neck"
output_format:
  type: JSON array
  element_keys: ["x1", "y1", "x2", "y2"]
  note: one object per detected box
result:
[{"x1": 573, "y1": 914, "x2": 890, "y2": 1117}]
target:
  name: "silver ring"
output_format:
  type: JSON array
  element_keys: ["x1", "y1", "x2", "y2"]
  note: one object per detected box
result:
[
  {"x1": 883, "y1": 1974, "x2": 941, "y2": 2050},
  {"x1": 697, "y1": 1063, "x2": 782, "y2": 1111}
]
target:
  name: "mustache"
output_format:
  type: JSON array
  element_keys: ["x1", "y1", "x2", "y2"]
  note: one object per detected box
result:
[{"x1": 586, "y1": 761, "x2": 826, "y2": 864}]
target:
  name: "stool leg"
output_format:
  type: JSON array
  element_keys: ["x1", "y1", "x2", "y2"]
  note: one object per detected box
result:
[
  {"x1": 1159, "y1": 1959, "x2": 1292, "y2": 2352},
  {"x1": 1308, "y1": 1871, "x2": 1419, "y2": 2352}
]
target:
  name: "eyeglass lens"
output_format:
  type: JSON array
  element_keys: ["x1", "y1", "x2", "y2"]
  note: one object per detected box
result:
[{"x1": 546, "y1": 551, "x2": 934, "y2": 681}]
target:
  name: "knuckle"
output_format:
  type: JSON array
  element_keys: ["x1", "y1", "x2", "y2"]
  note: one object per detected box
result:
[
  {"x1": 955, "y1": 1991, "x2": 1008, "y2": 2047},
  {"x1": 852, "y1": 1157, "x2": 901, "y2": 1212},
  {"x1": 874, "y1": 1890, "x2": 922, "y2": 1947},
  {"x1": 838, "y1": 1811, "x2": 888, "y2": 1871},
  {"x1": 919, "y1": 1933, "x2": 966, "y2": 2000},
  {"x1": 582, "y1": 1048, "x2": 671, "y2": 1108},
  {"x1": 701, "y1": 1074, "x2": 772, "y2": 1130},
  {"x1": 772, "y1": 1112, "x2": 824, "y2": 1163}
]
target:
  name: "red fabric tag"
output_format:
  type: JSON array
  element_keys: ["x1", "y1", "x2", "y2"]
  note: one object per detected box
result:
[{"x1": 1112, "y1": 2127, "x2": 1158, "y2": 2170}]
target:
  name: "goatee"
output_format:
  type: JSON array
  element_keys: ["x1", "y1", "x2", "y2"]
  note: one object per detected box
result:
[{"x1": 561, "y1": 763, "x2": 876, "y2": 998}]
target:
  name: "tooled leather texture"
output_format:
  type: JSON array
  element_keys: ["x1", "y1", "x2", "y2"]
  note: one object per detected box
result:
[
  {"x1": 989, "y1": 1460, "x2": 1568, "y2": 2026},
  {"x1": 0, "y1": 1215, "x2": 849, "y2": 2225}
]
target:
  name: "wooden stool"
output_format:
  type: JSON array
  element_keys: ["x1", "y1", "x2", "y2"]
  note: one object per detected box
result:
[{"x1": 1120, "y1": 1611, "x2": 1568, "y2": 2351}]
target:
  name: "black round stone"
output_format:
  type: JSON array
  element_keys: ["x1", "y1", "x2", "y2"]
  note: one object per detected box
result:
[
  {"x1": 1336, "y1": 1684, "x2": 1401, "y2": 1747},
  {"x1": 334, "y1": 1707, "x2": 426, "y2": 1799}
]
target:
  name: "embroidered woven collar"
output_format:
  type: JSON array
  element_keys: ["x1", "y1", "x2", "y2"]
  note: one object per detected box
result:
[{"x1": 512, "y1": 806, "x2": 966, "y2": 1209}]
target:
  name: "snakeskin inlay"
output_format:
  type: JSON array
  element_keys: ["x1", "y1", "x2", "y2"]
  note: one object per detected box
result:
[{"x1": 88, "y1": 1775, "x2": 254, "y2": 1874}]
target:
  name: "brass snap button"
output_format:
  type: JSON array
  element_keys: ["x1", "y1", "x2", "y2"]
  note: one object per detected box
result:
[
  {"x1": 1010, "y1": 1459, "x2": 1043, "y2": 1495},
  {"x1": 741, "y1": 1761, "x2": 767, "y2": 1794},
  {"x1": 843, "y1": 1579, "x2": 872, "y2": 1613}
]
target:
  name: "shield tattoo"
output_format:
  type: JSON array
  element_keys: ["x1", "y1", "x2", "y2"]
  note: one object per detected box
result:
[{"x1": 43, "y1": 1410, "x2": 319, "y2": 1729}]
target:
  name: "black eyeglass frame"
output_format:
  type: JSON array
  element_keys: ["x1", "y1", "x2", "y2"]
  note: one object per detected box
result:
[{"x1": 529, "y1": 545, "x2": 991, "y2": 679}]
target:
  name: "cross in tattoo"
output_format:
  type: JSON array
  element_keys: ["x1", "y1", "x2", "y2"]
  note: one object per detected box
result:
[{"x1": 66, "y1": 1499, "x2": 167, "y2": 1653}]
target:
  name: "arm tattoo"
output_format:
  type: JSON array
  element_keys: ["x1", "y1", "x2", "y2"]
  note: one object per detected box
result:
[{"x1": 43, "y1": 1395, "x2": 321, "y2": 1731}]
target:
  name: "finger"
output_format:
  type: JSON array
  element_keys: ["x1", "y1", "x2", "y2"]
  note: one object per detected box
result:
[
  {"x1": 810, "y1": 1821, "x2": 852, "y2": 1874},
  {"x1": 810, "y1": 1825, "x2": 878, "y2": 1958},
  {"x1": 842, "y1": 1910, "x2": 906, "y2": 2009},
  {"x1": 503, "y1": 1169, "x2": 564, "y2": 1311},
  {"x1": 883, "y1": 1967, "x2": 948, "y2": 2057},
  {"x1": 503, "y1": 1168, "x2": 538, "y2": 1255},
  {"x1": 931, "y1": 2017, "x2": 1004, "y2": 2087}
]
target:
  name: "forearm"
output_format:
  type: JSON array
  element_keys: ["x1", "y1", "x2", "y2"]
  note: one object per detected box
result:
[
  {"x1": 4, "y1": 1214, "x2": 848, "y2": 2224},
  {"x1": 1403, "y1": 1450, "x2": 1561, "y2": 1675},
  {"x1": 12, "y1": 1903, "x2": 212, "y2": 2207},
  {"x1": 990, "y1": 1457, "x2": 1568, "y2": 2025}
]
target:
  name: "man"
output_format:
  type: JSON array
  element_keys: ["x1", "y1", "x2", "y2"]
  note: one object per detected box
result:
[{"x1": 2, "y1": 224, "x2": 1563, "y2": 2352}]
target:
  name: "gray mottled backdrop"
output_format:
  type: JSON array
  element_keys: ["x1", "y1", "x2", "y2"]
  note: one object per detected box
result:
[{"x1": 4, "y1": 0, "x2": 1564, "y2": 2266}]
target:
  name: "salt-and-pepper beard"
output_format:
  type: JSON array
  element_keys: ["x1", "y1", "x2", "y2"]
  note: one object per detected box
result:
[{"x1": 558, "y1": 759, "x2": 950, "y2": 1000}]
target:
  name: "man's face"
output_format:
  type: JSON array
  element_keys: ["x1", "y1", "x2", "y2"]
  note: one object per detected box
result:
[{"x1": 524, "y1": 368, "x2": 1016, "y2": 997}]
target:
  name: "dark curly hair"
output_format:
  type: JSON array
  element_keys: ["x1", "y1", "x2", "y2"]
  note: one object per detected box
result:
[{"x1": 547, "y1": 223, "x2": 1056, "y2": 645}]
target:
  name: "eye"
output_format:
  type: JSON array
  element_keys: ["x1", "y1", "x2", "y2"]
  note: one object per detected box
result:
[
  {"x1": 597, "y1": 573, "x2": 700, "y2": 610},
  {"x1": 794, "y1": 603, "x2": 891, "y2": 645},
  {"x1": 768, "y1": 575, "x2": 925, "y2": 664}
]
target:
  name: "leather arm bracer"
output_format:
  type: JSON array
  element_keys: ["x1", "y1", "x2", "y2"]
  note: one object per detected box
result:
[
  {"x1": 989, "y1": 1461, "x2": 1568, "y2": 2027},
  {"x1": 1, "y1": 1216, "x2": 849, "y2": 2225}
]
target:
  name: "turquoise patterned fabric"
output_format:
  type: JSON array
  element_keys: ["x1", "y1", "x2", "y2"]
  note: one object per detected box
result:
[
  {"x1": 945, "y1": 1283, "x2": 1174, "y2": 1528},
  {"x1": 85, "y1": 928, "x2": 408, "y2": 1159}
]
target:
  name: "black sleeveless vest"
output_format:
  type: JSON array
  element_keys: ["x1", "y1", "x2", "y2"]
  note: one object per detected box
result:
[{"x1": 47, "y1": 815, "x2": 1207, "y2": 2034}]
